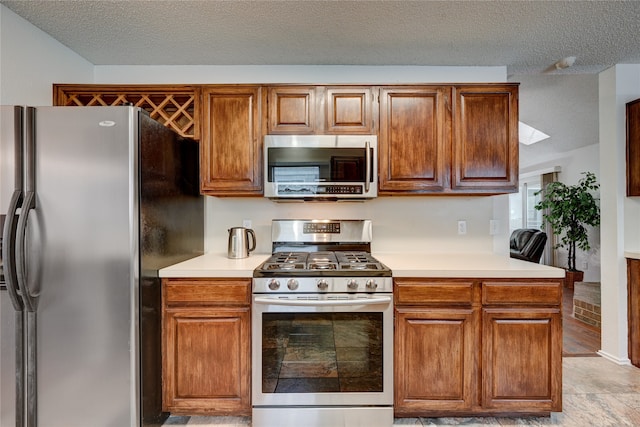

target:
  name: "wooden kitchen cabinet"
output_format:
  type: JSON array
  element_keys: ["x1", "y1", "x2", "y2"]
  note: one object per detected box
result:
[
  {"x1": 53, "y1": 84, "x2": 200, "y2": 140},
  {"x1": 394, "y1": 277, "x2": 562, "y2": 417},
  {"x1": 200, "y1": 86, "x2": 265, "y2": 195},
  {"x1": 268, "y1": 85, "x2": 375, "y2": 134},
  {"x1": 628, "y1": 258, "x2": 640, "y2": 367},
  {"x1": 394, "y1": 279, "x2": 477, "y2": 415},
  {"x1": 626, "y1": 98, "x2": 640, "y2": 196},
  {"x1": 55, "y1": 82, "x2": 518, "y2": 197},
  {"x1": 268, "y1": 86, "x2": 317, "y2": 133},
  {"x1": 379, "y1": 87, "x2": 450, "y2": 193},
  {"x1": 162, "y1": 278, "x2": 251, "y2": 415},
  {"x1": 452, "y1": 84, "x2": 519, "y2": 193},
  {"x1": 379, "y1": 84, "x2": 518, "y2": 195},
  {"x1": 324, "y1": 86, "x2": 375, "y2": 134},
  {"x1": 395, "y1": 307, "x2": 477, "y2": 413},
  {"x1": 482, "y1": 308, "x2": 562, "y2": 412}
]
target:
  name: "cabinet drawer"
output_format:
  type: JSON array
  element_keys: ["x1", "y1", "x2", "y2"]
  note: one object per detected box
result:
[
  {"x1": 395, "y1": 279, "x2": 475, "y2": 305},
  {"x1": 482, "y1": 281, "x2": 562, "y2": 306},
  {"x1": 163, "y1": 278, "x2": 251, "y2": 305}
]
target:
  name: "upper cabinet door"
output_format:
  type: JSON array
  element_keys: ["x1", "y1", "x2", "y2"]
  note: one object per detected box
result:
[
  {"x1": 268, "y1": 86, "x2": 316, "y2": 134},
  {"x1": 268, "y1": 86, "x2": 375, "y2": 134},
  {"x1": 324, "y1": 87, "x2": 375, "y2": 134},
  {"x1": 626, "y1": 98, "x2": 640, "y2": 196},
  {"x1": 379, "y1": 87, "x2": 450, "y2": 193},
  {"x1": 452, "y1": 85, "x2": 519, "y2": 193},
  {"x1": 201, "y1": 86, "x2": 264, "y2": 195}
]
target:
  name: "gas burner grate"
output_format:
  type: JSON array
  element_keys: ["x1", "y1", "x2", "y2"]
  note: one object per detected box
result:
[
  {"x1": 256, "y1": 250, "x2": 389, "y2": 275},
  {"x1": 308, "y1": 263, "x2": 337, "y2": 270},
  {"x1": 340, "y1": 263, "x2": 380, "y2": 270},
  {"x1": 336, "y1": 252, "x2": 375, "y2": 263},
  {"x1": 272, "y1": 252, "x2": 308, "y2": 263}
]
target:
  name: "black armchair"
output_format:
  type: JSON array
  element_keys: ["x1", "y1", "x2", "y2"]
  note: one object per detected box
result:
[{"x1": 509, "y1": 228, "x2": 547, "y2": 264}]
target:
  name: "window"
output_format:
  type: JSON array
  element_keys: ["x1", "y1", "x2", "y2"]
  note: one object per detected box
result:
[{"x1": 509, "y1": 176, "x2": 542, "y2": 233}]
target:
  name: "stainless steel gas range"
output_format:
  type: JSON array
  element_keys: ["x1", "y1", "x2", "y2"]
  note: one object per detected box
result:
[{"x1": 251, "y1": 219, "x2": 393, "y2": 427}]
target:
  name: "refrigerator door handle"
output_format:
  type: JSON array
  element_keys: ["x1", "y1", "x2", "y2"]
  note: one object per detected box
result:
[
  {"x1": 2, "y1": 189, "x2": 24, "y2": 311},
  {"x1": 16, "y1": 191, "x2": 37, "y2": 313}
]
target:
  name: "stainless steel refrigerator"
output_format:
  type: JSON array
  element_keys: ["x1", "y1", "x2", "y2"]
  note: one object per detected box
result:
[{"x1": 0, "y1": 106, "x2": 204, "y2": 427}]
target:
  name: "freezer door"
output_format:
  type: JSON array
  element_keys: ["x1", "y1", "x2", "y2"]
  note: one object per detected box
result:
[
  {"x1": 1, "y1": 292, "x2": 19, "y2": 427},
  {"x1": 1, "y1": 105, "x2": 25, "y2": 427},
  {"x1": 26, "y1": 106, "x2": 139, "y2": 427}
]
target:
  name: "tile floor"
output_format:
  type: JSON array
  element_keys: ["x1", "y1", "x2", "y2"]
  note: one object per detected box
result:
[{"x1": 163, "y1": 357, "x2": 640, "y2": 426}]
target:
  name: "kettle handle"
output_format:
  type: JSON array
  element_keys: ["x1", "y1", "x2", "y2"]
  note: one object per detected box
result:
[{"x1": 247, "y1": 229, "x2": 256, "y2": 253}]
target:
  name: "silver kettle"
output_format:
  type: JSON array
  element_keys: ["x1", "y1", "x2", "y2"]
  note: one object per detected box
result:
[{"x1": 227, "y1": 227, "x2": 256, "y2": 259}]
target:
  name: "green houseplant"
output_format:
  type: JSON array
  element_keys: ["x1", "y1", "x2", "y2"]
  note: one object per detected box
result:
[{"x1": 534, "y1": 172, "x2": 600, "y2": 284}]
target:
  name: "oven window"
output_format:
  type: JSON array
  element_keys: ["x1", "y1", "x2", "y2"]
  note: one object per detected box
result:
[{"x1": 262, "y1": 312, "x2": 383, "y2": 393}]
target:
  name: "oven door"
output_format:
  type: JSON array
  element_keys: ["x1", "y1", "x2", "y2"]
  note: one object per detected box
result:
[
  {"x1": 251, "y1": 293, "x2": 393, "y2": 407},
  {"x1": 263, "y1": 135, "x2": 378, "y2": 199}
]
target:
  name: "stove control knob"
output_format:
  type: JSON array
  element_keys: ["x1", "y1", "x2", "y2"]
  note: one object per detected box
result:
[
  {"x1": 347, "y1": 279, "x2": 359, "y2": 290},
  {"x1": 268, "y1": 279, "x2": 280, "y2": 291},
  {"x1": 287, "y1": 279, "x2": 299, "y2": 291},
  {"x1": 365, "y1": 279, "x2": 378, "y2": 291},
  {"x1": 317, "y1": 279, "x2": 329, "y2": 291}
]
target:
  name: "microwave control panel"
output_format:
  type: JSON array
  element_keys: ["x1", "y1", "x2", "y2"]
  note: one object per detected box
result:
[{"x1": 277, "y1": 184, "x2": 364, "y2": 195}]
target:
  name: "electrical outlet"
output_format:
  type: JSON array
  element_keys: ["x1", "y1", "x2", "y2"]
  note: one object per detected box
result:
[
  {"x1": 581, "y1": 260, "x2": 588, "y2": 270},
  {"x1": 457, "y1": 220, "x2": 467, "y2": 235},
  {"x1": 489, "y1": 220, "x2": 499, "y2": 235},
  {"x1": 242, "y1": 219, "x2": 252, "y2": 228}
]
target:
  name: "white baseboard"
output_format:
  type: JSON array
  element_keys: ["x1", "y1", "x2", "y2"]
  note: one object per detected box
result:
[{"x1": 597, "y1": 349, "x2": 632, "y2": 365}]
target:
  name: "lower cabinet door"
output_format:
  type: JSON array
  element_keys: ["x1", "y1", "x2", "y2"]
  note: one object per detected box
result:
[
  {"x1": 394, "y1": 307, "x2": 477, "y2": 414},
  {"x1": 163, "y1": 307, "x2": 251, "y2": 415},
  {"x1": 482, "y1": 308, "x2": 562, "y2": 413}
]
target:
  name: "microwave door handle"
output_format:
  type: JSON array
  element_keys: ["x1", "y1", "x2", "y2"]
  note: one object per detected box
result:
[{"x1": 364, "y1": 140, "x2": 371, "y2": 192}]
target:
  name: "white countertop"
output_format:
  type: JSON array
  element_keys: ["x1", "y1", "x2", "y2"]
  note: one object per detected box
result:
[
  {"x1": 625, "y1": 251, "x2": 640, "y2": 260},
  {"x1": 159, "y1": 252, "x2": 271, "y2": 278},
  {"x1": 374, "y1": 252, "x2": 564, "y2": 278},
  {"x1": 159, "y1": 252, "x2": 565, "y2": 279}
]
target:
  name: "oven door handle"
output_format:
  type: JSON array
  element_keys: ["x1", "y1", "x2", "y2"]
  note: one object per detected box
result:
[{"x1": 253, "y1": 295, "x2": 392, "y2": 307}]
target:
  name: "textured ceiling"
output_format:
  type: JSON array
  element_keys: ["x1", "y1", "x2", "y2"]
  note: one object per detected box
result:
[
  {"x1": 2, "y1": 0, "x2": 640, "y2": 75},
  {"x1": 0, "y1": 1, "x2": 628, "y2": 167}
]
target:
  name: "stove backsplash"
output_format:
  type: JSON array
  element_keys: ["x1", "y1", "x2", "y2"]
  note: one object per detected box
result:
[
  {"x1": 205, "y1": 195, "x2": 510, "y2": 255},
  {"x1": 205, "y1": 195, "x2": 509, "y2": 254}
]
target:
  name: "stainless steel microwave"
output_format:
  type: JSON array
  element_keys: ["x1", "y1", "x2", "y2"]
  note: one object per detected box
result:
[{"x1": 263, "y1": 135, "x2": 378, "y2": 200}]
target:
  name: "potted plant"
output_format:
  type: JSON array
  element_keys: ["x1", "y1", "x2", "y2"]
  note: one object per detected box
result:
[{"x1": 534, "y1": 172, "x2": 601, "y2": 288}]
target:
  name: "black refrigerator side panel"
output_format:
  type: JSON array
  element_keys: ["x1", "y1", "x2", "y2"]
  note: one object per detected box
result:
[{"x1": 138, "y1": 112, "x2": 204, "y2": 426}]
